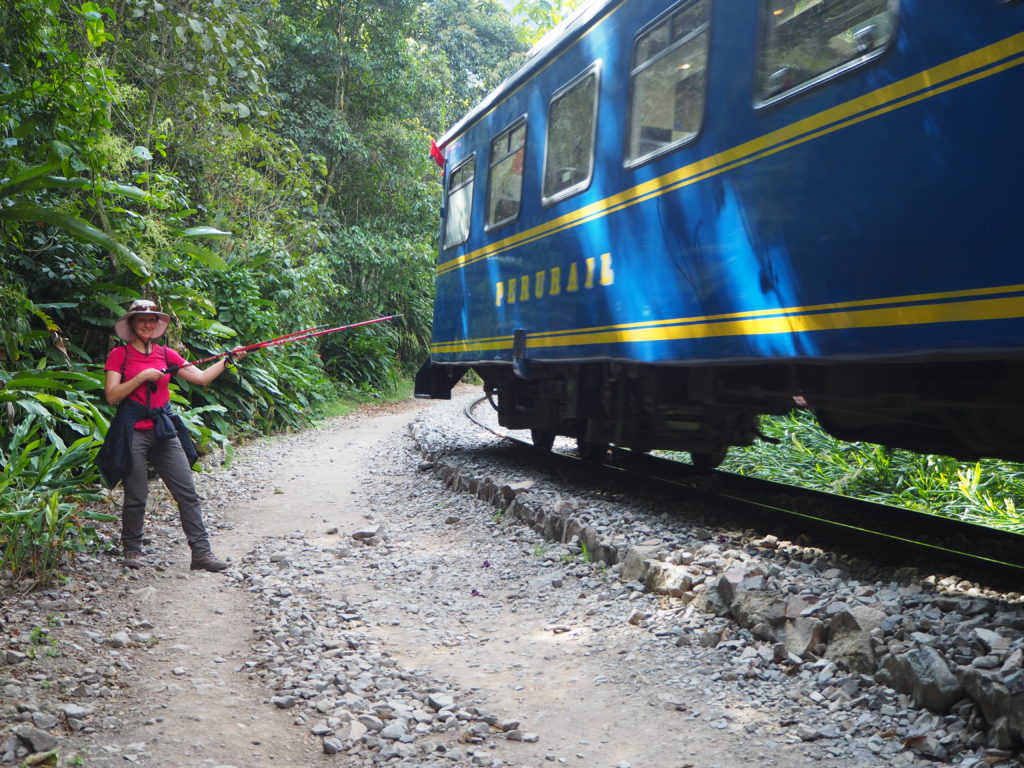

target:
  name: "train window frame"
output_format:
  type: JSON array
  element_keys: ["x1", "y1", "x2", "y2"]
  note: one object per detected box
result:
[
  {"x1": 624, "y1": 0, "x2": 711, "y2": 169},
  {"x1": 541, "y1": 61, "x2": 602, "y2": 208},
  {"x1": 755, "y1": 0, "x2": 900, "y2": 108},
  {"x1": 485, "y1": 116, "x2": 528, "y2": 232},
  {"x1": 442, "y1": 154, "x2": 476, "y2": 251}
]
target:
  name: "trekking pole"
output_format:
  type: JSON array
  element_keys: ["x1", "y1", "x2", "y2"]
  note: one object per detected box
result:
[{"x1": 161, "y1": 315, "x2": 402, "y2": 374}]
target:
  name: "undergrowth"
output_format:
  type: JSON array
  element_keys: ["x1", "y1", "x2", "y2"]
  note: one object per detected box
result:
[
  {"x1": 314, "y1": 378, "x2": 415, "y2": 420},
  {"x1": 715, "y1": 410, "x2": 1024, "y2": 534}
]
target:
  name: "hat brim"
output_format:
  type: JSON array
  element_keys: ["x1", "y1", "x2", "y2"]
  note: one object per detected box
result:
[{"x1": 115, "y1": 312, "x2": 170, "y2": 343}]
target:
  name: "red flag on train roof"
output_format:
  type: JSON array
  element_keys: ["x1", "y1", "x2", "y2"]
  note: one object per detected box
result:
[{"x1": 429, "y1": 138, "x2": 445, "y2": 169}]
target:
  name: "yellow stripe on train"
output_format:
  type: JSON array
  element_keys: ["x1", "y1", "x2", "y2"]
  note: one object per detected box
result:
[{"x1": 431, "y1": 294, "x2": 1024, "y2": 355}]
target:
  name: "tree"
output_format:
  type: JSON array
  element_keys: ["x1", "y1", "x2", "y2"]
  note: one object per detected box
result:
[
  {"x1": 260, "y1": 0, "x2": 520, "y2": 387},
  {"x1": 418, "y1": 0, "x2": 526, "y2": 118},
  {"x1": 511, "y1": 0, "x2": 587, "y2": 47},
  {"x1": 1, "y1": 0, "x2": 532, "y2": 583},
  {"x1": 0, "y1": 1, "x2": 151, "y2": 285}
]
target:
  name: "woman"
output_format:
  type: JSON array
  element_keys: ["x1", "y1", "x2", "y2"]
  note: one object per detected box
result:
[{"x1": 96, "y1": 299, "x2": 246, "y2": 571}]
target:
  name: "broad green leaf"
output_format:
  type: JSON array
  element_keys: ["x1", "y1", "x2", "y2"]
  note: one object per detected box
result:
[
  {"x1": 95, "y1": 293, "x2": 135, "y2": 316},
  {"x1": 0, "y1": 202, "x2": 150, "y2": 277},
  {"x1": 9, "y1": 378, "x2": 69, "y2": 390},
  {"x1": 12, "y1": 117, "x2": 39, "y2": 138},
  {"x1": 30, "y1": 393, "x2": 75, "y2": 408},
  {"x1": 0, "y1": 160, "x2": 61, "y2": 195},
  {"x1": 181, "y1": 226, "x2": 231, "y2": 238},
  {"x1": 14, "y1": 398, "x2": 52, "y2": 417},
  {"x1": 175, "y1": 239, "x2": 229, "y2": 271},
  {"x1": 100, "y1": 182, "x2": 153, "y2": 202},
  {"x1": 205, "y1": 321, "x2": 237, "y2": 337},
  {"x1": 39, "y1": 177, "x2": 155, "y2": 203},
  {"x1": 81, "y1": 511, "x2": 118, "y2": 522}
]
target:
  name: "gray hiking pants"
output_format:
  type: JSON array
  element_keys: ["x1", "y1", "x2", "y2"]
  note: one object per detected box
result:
[{"x1": 121, "y1": 429, "x2": 211, "y2": 556}]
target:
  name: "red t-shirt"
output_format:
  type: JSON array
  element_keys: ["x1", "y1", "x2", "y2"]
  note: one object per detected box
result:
[{"x1": 104, "y1": 344, "x2": 187, "y2": 430}]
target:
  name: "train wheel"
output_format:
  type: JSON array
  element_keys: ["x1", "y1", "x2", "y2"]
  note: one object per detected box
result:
[
  {"x1": 530, "y1": 428, "x2": 556, "y2": 451},
  {"x1": 690, "y1": 450, "x2": 726, "y2": 470},
  {"x1": 577, "y1": 439, "x2": 609, "y2": 464}
]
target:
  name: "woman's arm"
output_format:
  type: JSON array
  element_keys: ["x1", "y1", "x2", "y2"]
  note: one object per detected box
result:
[
  {"x1": 176, "y1": 347, "x2": 248, "y2": 387},
  {"x1": 104, "y1": 367, "x2": 163, "y2": 405}
]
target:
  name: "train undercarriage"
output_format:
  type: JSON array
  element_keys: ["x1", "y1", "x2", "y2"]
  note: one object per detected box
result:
[{"x1": 416, "y1": 359, "x2": 1024, "y2": 467}]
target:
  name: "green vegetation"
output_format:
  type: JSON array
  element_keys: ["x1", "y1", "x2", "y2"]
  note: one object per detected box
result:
[
  {"x1": 510, "y1": 0, "x2": 588, "y2": 46},
  {"x1": 579, "y1": 540, "x2": 591, "y2": 563},
  {"x1": 316, "y1": 378, "x2": 415, "y2": 421},
  {"x1": 29, "y1": 623, "x2": 60, "y2": 657},
  {"x1": 1, "y1": 0, "x2": 587, "y2": 586},
  {"x1": 561, "y1": 540, "x2": 591, "y2": 564},
  {"x1": 717, "y1": 410, "x2": 1024, "y2": 534}
]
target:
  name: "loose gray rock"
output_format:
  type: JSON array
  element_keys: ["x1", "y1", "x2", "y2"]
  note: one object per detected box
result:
[
  {"x1": 825, "y1": 605, "x2": 886, "y2": 674},
  {"x1": 13, "y1": 725, "x2": 58, "y2": 753},
  {"x1": 880, "y1": 645, "x2": 966, "y2": 713}
]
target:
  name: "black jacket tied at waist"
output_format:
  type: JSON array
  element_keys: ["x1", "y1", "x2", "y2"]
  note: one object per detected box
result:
[{"x1": 95, "y1": 401, "x2": 199, "y2": 489}]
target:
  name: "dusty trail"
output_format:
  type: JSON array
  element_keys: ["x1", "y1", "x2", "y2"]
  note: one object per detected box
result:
[
  {"x1": 6, "y1": 393, "x2": 911, "y2": 767},
  {"x1": 74, "y1": 408, "x2": 413, "y2": 767}
]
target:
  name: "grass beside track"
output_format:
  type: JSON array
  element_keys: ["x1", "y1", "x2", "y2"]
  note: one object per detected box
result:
[
  {"x1": 315, "y1": 379, "x2": 415, "y2": 420},
  {"x1": 680, "y1": 410, "x2": 1024, "y2": 535}
]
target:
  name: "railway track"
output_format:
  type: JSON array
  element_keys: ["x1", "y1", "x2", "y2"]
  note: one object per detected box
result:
[{"x1": 465, "y1": 397, "x2": 1024, "y2": 587}]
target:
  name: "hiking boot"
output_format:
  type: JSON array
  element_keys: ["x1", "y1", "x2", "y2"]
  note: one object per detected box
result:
[
  {"x1": 190, "y1": 553, "x2": 229, "y2": 572},
  {"x1": 123, "y1": 550, "x2": 144, "y2": 569}
]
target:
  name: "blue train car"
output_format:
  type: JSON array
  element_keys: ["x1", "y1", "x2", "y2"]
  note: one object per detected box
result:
[{"x1": 416, "y1": 0, "x2": 1024, "y2": 466}]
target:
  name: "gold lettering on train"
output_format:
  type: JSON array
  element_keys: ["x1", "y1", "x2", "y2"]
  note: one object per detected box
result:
[
  {"x1": 494, "y1": 252, "x2": 615, "y2": 307},
  {"x1": 567, "y1": 263, "x2": 579, "y2": 292},
  {"x1": 600, "y1": 252, "x2": 614, "y2": 285}
]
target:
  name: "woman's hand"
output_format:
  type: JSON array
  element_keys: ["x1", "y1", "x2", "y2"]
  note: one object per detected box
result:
[
  {"x1": 135, "y1": 367, "x2": 164, "y2": 383},
  {"x1": 105, "y1": 367, "x2": 161, "y2": 404},
  {"x1": 179, "y1": 349, "x2": 244, "y2": 387}
]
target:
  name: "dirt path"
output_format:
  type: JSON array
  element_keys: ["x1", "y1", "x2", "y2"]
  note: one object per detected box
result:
[
  {"x1": 81, "y1": 408, "x2": 422, "y2": 767},
  {"x1": 30, "y1": 395, "x2": 860, "y2": 767},
  {"x1": 107, "y1": 571, "x2": 321, "y2": 766}
]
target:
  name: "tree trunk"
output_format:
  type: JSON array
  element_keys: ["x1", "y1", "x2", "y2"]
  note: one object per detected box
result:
[
  {"x1": 334, "y1": 10, "x2": 346, "y2": 113},
  {"x1": 325, "y1": 1, "x2": 351, "y2": 209},
  {"x1": 321, "y1": 161, "x2": 338, "y2": 209}
]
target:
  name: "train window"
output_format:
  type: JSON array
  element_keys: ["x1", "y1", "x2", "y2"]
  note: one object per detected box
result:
[
  {"x1": 758, "y1": 0, "x2": 898, "y2": 102},
  {"x1": 626, "y1": 0, "x2": 710, "y2": 166},
  {"x1": 486, "y1": 119, "x2": 527, "y2": 229},
  {"x1": 543, "y1": 64, "x2": 599, "y2": 205},
  {"x1": 443, "y1": 155, "x2": 475, "y2": 250}
]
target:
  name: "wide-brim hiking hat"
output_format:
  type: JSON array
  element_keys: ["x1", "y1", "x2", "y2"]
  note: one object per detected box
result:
[{"x1": 114, "y1": 299, "x2": 170, "y2": 342}]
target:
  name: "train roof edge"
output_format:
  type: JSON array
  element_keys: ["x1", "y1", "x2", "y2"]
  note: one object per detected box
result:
[{"x1": 437, "y1": 0, "x2": 615, "y2": 149}]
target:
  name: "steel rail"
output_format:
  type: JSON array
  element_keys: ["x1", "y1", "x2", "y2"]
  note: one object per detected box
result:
[{"x1": 464, "y1": 396, "x2": 1024, "y2": 585}]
